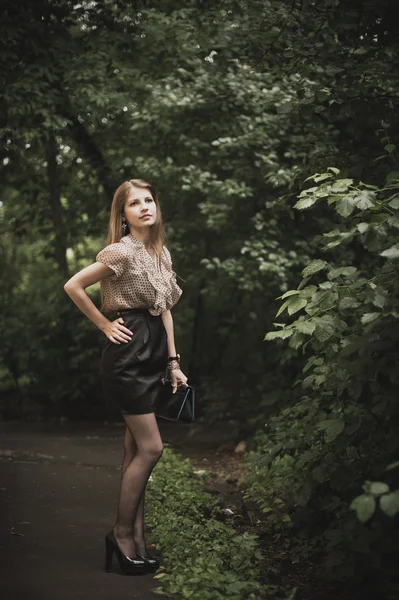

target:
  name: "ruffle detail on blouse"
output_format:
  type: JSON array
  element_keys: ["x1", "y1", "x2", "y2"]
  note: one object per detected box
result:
[
  {"x1": 146, "y1": 265, "x2": 183, "y2": 316},
  {"x1": 141, "y1": 246, "x2": 182, "y2": 315},
  {"x1": 121, "y1": 235, "x2": 182, "y2": 316}
]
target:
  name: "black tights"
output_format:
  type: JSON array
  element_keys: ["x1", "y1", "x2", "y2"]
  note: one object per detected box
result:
[{"x1": 113, "y1": 413, "x2": 163, "y2": 558}]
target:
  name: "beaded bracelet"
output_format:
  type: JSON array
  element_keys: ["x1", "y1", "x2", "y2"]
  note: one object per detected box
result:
[
  {"x1": 161, "y1": 360, "x2": 181, "y2": 385},
  {"x1": 168, "y1": 359, "x2": 180, "y2": 371}
]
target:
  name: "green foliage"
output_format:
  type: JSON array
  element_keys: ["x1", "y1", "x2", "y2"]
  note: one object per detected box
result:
[
  {"x1": 145, "y1": 446, "x2": 283, "y2": 600},
  {"x1": 0, "y1": 242, "x2": 104, "y2": 418},
  {"x1": 350, "y1": 461, "x2": 399, "y2": 522},
  {"x1": 243, "y1": 166, "x2": 399, "y2": 592},
  {"x1": 265, "y1": 168, "x2": 399, "y2": 405}
]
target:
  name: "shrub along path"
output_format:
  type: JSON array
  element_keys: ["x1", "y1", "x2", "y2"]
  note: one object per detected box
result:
[{"x1": 161, "y1": 419, "x2": 338, "y2": 600}]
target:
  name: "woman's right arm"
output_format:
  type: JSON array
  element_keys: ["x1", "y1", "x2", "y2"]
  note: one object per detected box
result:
[{"x1": 63, "y1": 263, "x2": 133, "y2": 344}]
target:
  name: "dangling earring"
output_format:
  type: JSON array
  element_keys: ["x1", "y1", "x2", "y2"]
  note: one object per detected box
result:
[{"x1": 122, "y1": 216, "x2": 127, "y2": 233}]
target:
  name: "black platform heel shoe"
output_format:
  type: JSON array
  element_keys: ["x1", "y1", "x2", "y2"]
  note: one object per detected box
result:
[
  {"x1": 136, "y1": 553, "x2": 160, "y2": 572},
  {"x1": 105, "y1": 530, "x2": 147, "y2": 575}
]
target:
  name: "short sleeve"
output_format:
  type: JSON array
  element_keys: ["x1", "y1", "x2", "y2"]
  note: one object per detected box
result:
[{"x1": 96, "y1": 243, "x2": 128, "y2": 279}]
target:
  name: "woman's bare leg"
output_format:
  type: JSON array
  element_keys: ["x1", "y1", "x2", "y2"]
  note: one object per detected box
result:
[
  {"x1": 113, "y1": 412, "x2": 163, "y2": 558},
  {"x1": 119, "y1": 425, "x2": 148, "y2": 556}
]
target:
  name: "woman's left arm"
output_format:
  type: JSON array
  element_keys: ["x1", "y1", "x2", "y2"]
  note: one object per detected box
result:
[{"x1": 161, "y1": 309, "x2": 188, "y2": 392}]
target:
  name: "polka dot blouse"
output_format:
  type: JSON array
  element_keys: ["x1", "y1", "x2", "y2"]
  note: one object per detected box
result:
[{"x1": 95, "y1": 233, "x2": 183, "y2": 316}]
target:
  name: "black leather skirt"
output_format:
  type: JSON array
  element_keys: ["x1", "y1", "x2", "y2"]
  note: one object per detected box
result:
[{"x1": 100, "y1": 308, "x2": 168, "y2": 415}]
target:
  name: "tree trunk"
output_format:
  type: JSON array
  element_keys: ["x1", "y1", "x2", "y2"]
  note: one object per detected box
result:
[
  {"x1": 61, "y1": 95, "x2": 118, "y2": 200},
  {"x1": 46, "y1": 132, "x2": 69, "y2": 277}
]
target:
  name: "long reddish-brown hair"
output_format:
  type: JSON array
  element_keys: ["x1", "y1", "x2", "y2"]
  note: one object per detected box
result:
[
  {"x1": 99, "y1": 179, "x2": 171, "y2": 312},
  {"x1": 105, "y1": 178, "x2": 166, "y2": 265}
]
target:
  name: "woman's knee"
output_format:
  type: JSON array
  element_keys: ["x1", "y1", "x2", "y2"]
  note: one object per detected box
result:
[
  {"x1": 144, "y1": 442, "x2": 163, "y2": 462},
  {"x1": 123, "y1": 414, "x2": 163, "y2": 461}
]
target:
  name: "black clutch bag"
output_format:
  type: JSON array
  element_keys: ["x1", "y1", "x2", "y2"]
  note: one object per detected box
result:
[{"x1": 155, "y1": 377, "x2": 196, "y2": 423}]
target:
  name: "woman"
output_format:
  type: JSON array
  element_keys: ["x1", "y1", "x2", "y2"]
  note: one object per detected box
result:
[{"x1": 64, "y1": 178, "x2": 188, "y2": 575}]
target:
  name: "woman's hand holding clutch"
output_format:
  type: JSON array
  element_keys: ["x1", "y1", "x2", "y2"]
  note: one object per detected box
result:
[{"x1": 170, "y1": 369, "x2": 188, "y2": 393}]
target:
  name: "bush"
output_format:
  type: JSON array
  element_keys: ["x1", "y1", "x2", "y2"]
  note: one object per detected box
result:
[
  {"x1": 242, "y1": 167, "x2": 399, "y2": 594},
  {"x1": 146, "y1": 445, "x2": 291, "y2": 600}
]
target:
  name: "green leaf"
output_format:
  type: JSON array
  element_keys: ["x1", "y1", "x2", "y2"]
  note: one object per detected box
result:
[
  {"x1": 327, "y1": 266, "x2": 357, "y2": 280},
  {"x1": 359, "y1": 181, "x2": 379, "y2": 190},
  {"x1": 361, "y1": 312, "x2": 380, "y2": 324},
  {"x1": 372, "y1": 289, "x2": 387, "y2": 308},
  {"x1": 339, "y1": 297, "x2": 361, "y2": 310},
  {"x1": 303, "y1": 173, "x2": 324, "y2": 183},
  {"x1": 357, "y1": 222, "x2": 369, "y2": 233},
  {"x1": 313, "y1": 317, "x2": 336, "y2": 342},
  {"x1": 316, "y1": 419, "x2": 345, "y2": 442},
  {"x1": 387, "y1": 214, "x2": 399, "y2": 228},
  {"x1": 301, "y1": 285, "x2": 318, "y2": 298},
  {"x1": 313, "y1": 173, "x2": 333, "y2": 183},
  {"x1": 323, "y1": 239, "x2": 345, "y2": 250},
  {"x1": 355, "y1": 191, "x2": 376, "y2": 210},
  {"x1": 302, "y1": 260, "x2": 328, "y2": 277},
  {"x1": 380, "y1": 491, "x2": 399, "y2": 517},
  {"x1": 299, "y1": 186, "x2": 318, "y2": 197},
  {"x1": 323, "y1": 227, "x2": 357, "y2": 248},
  {"x1": 336, "y1": 197, "x2": 356, "y2": 217},
  {"x1": 287, "y1": 296, "x2": 307, "y2": 316},
  {"x1": 288, "y1": 330, "x2": 306, "y2": 349},
  {"x1": 385, "y1": 144, "x2": 396, "y2": 153},
  {"x1": 386, "y1": 171, "x2": 399, "y2": 183},
  {"x1": 350, "y1": 494, "x2": 376, "y2": 523},
  {"x1": 387, "y1": 194, "x2": 399, "y2": 209},
  {"x1": 370, "y1": 212, "x2": 391, "y2": 224},
  {"x1": 372, "y1": 154, "x2": 389, "y2": 164},
  {"x1": 323, "y1": 228, "x2": 343, "y2": 238},
  {"x1": 331, "y1": 179, "x2": 354, "y2": 192},
  {"x1": 386, "y1": 461, "x2": 399, "y2": 471},
  {"x1": 380, "y1": 244, "x2": 399, "y2": 258},
  {"x1": 318, "y1": 281, "x2": 333, "y2": 290},
  {"x1": 264, "y1": 329, "x2": 294, "y2": 341},
  {"x1": 327, "y1": 167, "x2": 340, "y2": 175},
  {"x1": 275, "y1": 299, "x2": 290, "y2": 318},
  {"x1": 369, "y1": 482, "x2": 390, "y2": 496},
  {"x1": 327, "y1": 193, "x2": 347, "y2": 205},
  {"x1": 295, "y1": 320, "x2": 316, "y2": 335},
  {"x1": 278, "y1": 290, "x2": 301, "y2": 300},
  {"x1": 293, "y1": 197, "x2": 318, "y2": 210}
]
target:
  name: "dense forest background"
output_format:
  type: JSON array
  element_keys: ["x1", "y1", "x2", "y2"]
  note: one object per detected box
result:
[{"x1": 1, "y1": 0, "x2": 399, "y2": 598}]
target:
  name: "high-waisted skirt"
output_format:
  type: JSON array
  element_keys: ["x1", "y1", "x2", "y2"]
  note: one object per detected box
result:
[{"x1": 100, "y1": 308, "x2": 168, "y2": 415}]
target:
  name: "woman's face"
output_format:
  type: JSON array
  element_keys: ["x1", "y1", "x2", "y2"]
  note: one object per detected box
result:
[{"x1": 123, "y1": 186, "x2": 157, "y2": 231}]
